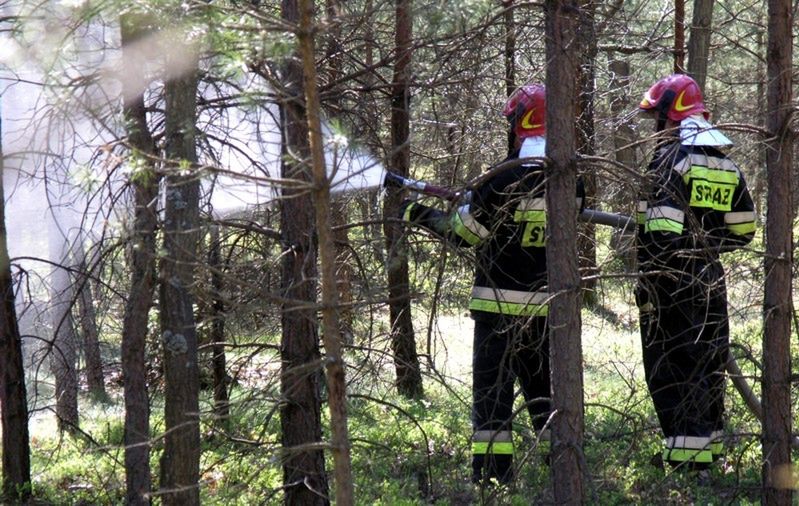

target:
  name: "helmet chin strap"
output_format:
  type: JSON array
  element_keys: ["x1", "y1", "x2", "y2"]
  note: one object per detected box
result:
[
  {"x1": 655, "y1": 89, "x2": 676, "y2": 133},
  {"x1": 507, "y1": 129, "x2": 517, "y2": 156}
]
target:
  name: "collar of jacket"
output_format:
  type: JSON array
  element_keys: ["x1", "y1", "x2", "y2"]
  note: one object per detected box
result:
[
  {"x1": 519, "y1": 136, "x2": 546, "y2": 158},
  {"x1": 680, "y1": 115, "x2": 733, "y2": 147}
]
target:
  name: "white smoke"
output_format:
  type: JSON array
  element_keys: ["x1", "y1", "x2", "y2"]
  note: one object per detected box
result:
[{"x1": 1, "y1": 0, "x2": 385, "y2": 289}]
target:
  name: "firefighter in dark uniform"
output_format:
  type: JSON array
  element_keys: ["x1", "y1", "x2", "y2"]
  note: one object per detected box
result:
[
  {"x1": 401, "y1": 84, "x2": 584, "y2": 483},
  {"x1": 635, "y1": 74, "x2": 756, "y2": 468}
]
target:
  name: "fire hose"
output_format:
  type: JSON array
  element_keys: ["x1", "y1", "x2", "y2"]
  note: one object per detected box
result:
[
  {"x1": 383, "y1": 170, "x2": 636, "y2": 231},
  {"x1": 385, "y1": 170, "x2": 797, "y2": 447}
]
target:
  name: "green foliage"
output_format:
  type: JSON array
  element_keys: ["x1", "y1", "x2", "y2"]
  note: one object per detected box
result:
[
  {"x1": 24, "y1": 409, "x2": 126, "y2": 504},
  {"x1": 13, "y1": 289, "x2": 797, "y2": 505}
]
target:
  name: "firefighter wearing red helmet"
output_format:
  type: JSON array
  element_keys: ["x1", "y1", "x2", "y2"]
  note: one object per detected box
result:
[
  {"x1": 639, "y1": 73, "x2": 709, "y2": 122},
  {"x1": 503, "y1": 84, "x2": 547, "y2": 139},
  {"x1": 400, "y1": 83, "x2": 583, "y2": 484},
  {"x1": 635, "y1": 74, "x2": 756, "y2": 469}
]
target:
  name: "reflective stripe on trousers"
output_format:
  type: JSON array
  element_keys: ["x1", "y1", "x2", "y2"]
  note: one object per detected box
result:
[{"x1": 472, "y1": 430, "x2": 513, "y2": 455}]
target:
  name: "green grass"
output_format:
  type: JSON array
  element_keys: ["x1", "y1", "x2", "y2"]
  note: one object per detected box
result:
[{"x1": 6, "y1": 252, "x2": 798, "y2": 504}]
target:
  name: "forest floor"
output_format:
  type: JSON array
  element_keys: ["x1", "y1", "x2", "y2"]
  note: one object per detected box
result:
[
  {"x1": 19, "y1": 297, "x2": 785, "y2": 505},
  {"x1": 13, "y1": 241, "x2": 799, "y2": 504}
]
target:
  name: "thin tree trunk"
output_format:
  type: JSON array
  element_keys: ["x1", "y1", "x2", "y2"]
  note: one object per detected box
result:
[
  {"x1": 384, "y1": 0, "x2": 424, "y2": 399},
  {"x1": 576, "y1": 0, "x2": 597, "y2": 303},
  {"x1": 158, "y1": 31, "x2": 201, "y2": 506},
  {"x1": 299, "y1": 1, "x2": 354, "y2": 502},
  {"x1": 686, "y1": 0, "x2": 714, "y2": 90},
  {"x1": 761, "y1": 0, "x2": 793, "y2": 502},
  {"x1": 545, "y1": 0, "x2": 585, "y2": 502},
  {"x1": 208, "y1": 226, "x2": 230, "y2": 427},
  {"x1": 120, "y1": 13, "x2": 158, "y2": 504},
  {"x1": 607, "y1": 58, "x2": 637, "y2": 170},
  {"x1": 331, "y1": 201, "x2": 354, "y2": 341},
  {"x1": 325, "y1": 0, "x2": 355, "y2": 342},
  {"x1": 753, "y1": 30, "x2": 766, "y2": 216},
  {"x1": 76, "y1": 253, "x2": 107, "y2": 402},
  {"x1": 361, "y1": 0, "x2": 386, "y2": 268},
  {"x1": 0, "y1": 111, "x2": 32, "y2": 502},
  {"x1": 503, "y1": 0, "x2": 515, "y2": 153},
  {"x1": 607, "y1": 57, "x2": 638, "y2": 270},
  {"x1": 674, "y1": 0, "x2": 685, "y2": 72},
  {"x1": 48, "y1": 236, "x2": 79, "y2": 434},
  {"x1": 279, "y1": 0, "x2": 329, "y2": 503}
]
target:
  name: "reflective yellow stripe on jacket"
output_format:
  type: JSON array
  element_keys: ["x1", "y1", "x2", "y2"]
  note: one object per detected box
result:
[
  {"x1": 450, "y1": 204, "x2": 490, "y2": 246},
  {"x1": 637, "y1": 201, "x2": 647, "y2": 225},
  {"x1": 644, "y1": 205, "x2": 684, "y2": 234},
  {"x1": 675, "y1": 154, "x2": 741, "y2": 212},
  {"x1": 724, "y1": 210, "x2": 756, "y2": 236}
]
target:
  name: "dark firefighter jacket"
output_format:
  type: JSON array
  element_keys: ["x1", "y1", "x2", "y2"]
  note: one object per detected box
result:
[
  {"x1": 403, "y1": 151, "x2": 585, "y2": 320},
  {"x1": 637, "y1": 142, "x2": 756, "y2": 290}
]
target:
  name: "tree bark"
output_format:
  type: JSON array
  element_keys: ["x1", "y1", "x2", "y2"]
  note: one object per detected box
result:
[
  {"x1": 299, "y1": 1, "x2": 355, "y2": 502},
  {"x1": 48, "y1": 235, "x2": 79, "y2": 434},
  {"x1": 119, "y1": 13, "x2": 158, "y2": 504},
  {"x1": 545, "y1": 1, "x2": 585, "y2": 503},
  {"x1": 607, "y1": 58, "x2": 637, "y2": 170},
  {"x1": 753, "y1": 30, "x2": 766, "y2": 216},
  {"x1": 158, "y1": 30, "x2": 201, "y2": 506},
  {"x1": 674, "y1": 0, "x2": 685, "y2": 73},
  {"x1": 279, "y1": 0, "x2": 329, "y2": 504},
  {"x1": 503, "y1": 0, "x2": 516, "y2": 153},
  {"x1": 384, "y1": 0, "x2": 424, "y2": 399},
  {"x1": 208, "y1": 226, "x2": 229, "y2": 428},
  {"x1": 607, "y1": 57, "x2": 638, "y2": 269},
  {"x1": 360, "y1": 0, "x2": 386, "y2": 269},
  {"x1": 686, "y1": 0, "x2": 714, "y2": 91},
  {"x1": 325, "y1": 0, "x2": 355, "y2": 342},
  {"x1": 75, "y1": 253, "x2": 107, "y2": 402},
  {"x1": 0, "y1": 111, "x2": 32, "y2": 502},
  {"x1": 576, "y1": 0, "x2": 597, "y2": 303},
  {"x1": 761, "y1": 0, "x2": 793, "y2": 503}
]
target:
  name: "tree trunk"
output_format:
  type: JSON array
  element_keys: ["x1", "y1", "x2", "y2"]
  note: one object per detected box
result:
[
  {"x1": 0, "y1": 112, "x2": 32, "y2": 502},
  {"x1": 753, "y1": 30, "x2": 766, "y2": 216},
  {"x1": 384, "y1": 0, "x2": 424, "y2": 399},
  {"x1": 208, "y1": 226, "x2": 230, "y2": 428},
  {"x1": 576, "y1": 0, "x2": 597, "y2": 303},
  {"x1": 76, "y1": 253, "x2": 107, "y2": 402},
  {"x1": 686, "y1": 0, "x2": 714, "y2": 90},
  {"x1": 761, "y1": 0, "x2": 793, "y2": 503},
  {"x1": 48, "y1": 234, "x2": 79, "y2": 434},
  {"x1": 299, "y1": 1, "x2": 355, "y2": 502},
  {"x1": 279, "y1": 1, "x2": 329, "y2": 504},
  {"x1": 545, "y1": 1, "x2": 585, "y2": 503},
  {"x1": 608, "y1": 57, "x2": 638, "y2": 270},
  {"x1": 607, "y1": 58, "x2": 637, "y2": 170},
  {"x1": 503, "y1": 0, "x2": 515, "y2": 153},
  {"x1": 360, "y1": 0, "x2": 386, "y2": 269},
  {"x1": 325, "y1": 0, "x2": 355, "y2": 342},
  {"x1": 331, "y1": 201, "x2": 354, "y2": 342},
  {"x1": 674, "y1": 0, "x2": 685, "y2": 72},
  {"x1": 158, "y1": 31, "x2": 201, "y2": 506},
  {"x1": 120, "y1": 13, "x2": 158, "y2": 504}
]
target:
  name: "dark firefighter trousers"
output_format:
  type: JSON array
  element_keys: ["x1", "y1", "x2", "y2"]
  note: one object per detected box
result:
[
  {"x1": 471, "y1": 314, "x2": 551, "y2": 483},
  {"x1": 637, "y1": 262, "x2": 729, "y2": 467}
]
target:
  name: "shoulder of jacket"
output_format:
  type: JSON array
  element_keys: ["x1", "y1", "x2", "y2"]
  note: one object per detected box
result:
[{"x1": 673, "y1": 145, "x2": 741, "y2": 177}]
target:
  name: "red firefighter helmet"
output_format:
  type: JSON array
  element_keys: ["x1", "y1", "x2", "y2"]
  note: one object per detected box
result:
[
  {"x1": 503, "y1": 84, "x2": 546, "y2": 138},
  {"x1": 639, "y1": 74, "x2": 708, "y2": 122}
]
